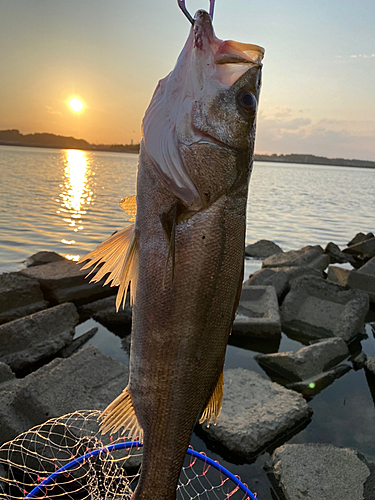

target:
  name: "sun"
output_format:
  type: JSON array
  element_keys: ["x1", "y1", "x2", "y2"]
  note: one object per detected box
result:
[{"x1": 69, "y1": 98, "x2": 84, "y2": 113}]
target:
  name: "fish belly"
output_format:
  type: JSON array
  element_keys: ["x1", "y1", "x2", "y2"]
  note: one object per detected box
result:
[{"x1": 128, "y1": 157, "x2": 247, "y2": 500}]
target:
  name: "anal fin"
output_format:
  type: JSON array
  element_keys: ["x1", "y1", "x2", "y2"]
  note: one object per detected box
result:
[
  {"x1": 199, "y1": 370, "x2": 224, "y2": 427},
  {"x1": 99, "y1": 387, "x2": 143, "y2": 442}
]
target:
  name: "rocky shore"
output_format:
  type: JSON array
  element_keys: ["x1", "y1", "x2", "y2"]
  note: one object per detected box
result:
[{"x1": 0, "y1": 233, "x2": 375, "y2": 499}]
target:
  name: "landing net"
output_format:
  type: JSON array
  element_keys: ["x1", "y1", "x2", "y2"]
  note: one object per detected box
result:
[{"x1": 0, "y1": 410, "x2": 256, "y2": 500}]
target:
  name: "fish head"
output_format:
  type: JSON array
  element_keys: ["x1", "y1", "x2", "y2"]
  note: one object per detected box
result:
[{"x1": 142, "y1": 10, "x2": 264, "y2": 210}]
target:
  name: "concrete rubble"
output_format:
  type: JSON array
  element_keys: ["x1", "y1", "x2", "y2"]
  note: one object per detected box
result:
[
  {"x1": 343, "y1": 236, "x2": 375, "y2": 260},
  {"x1": 287, "y1": 364, "x2": 351, "y2": 396},
  {"x1": 79, "y1": 295, "x2": 132, "y2": 330},
  {"x1": 19, "y1": 259, "x2": 116, "y2": 305},
  {"x1": 25, "y1": 251, "x2": 66, "y2": 267},
  {"x1": 348, "y1": 232, "x2": 374, "y2": 247},
  {"x1": 366, "y1": 356, "x2": 375, "y2": 376},
  {"x1": 200, "y1": 368, "x2": 312, "y2": 460},
  {"x1": 233, "y1": 286, "x2": 281, "y2": 338},
  {"x1": 254, "y1": 338, "x2": 349, "y2": 382},
  {"x1": 0, "y1": 272, "x2": 48, "y2": 325},
  {"x1": 245, "y1": 239, "x2": 283, "y2": 258},
  {"x1": 0, "y1": 345, "x2": 129, "y2": 444},
  {"x1": 324, "y1": 241, "x2": 356, "y2": 265},
  {"x1": 267, "y1": 443, "x2": 370, "y2": 500},
  {"x1": 0, "y1": 303, "x2": 79, "y2": 372},
  {"x1": 281, "y1": 276, "x2": 369, "y2": 342},
  {"x1": 328, "y1": 257, "x2": 375, "y2": 303},
  {"x1": 262, "y1": 245, "x2": 330, "y2": 272}
]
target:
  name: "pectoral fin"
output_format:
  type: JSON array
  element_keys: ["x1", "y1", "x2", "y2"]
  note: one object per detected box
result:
[
  {"x1": 78, "y1": 224, "x2": 138, "y2": 311},
  {"x1": 99, "y1": 387, "x2": 143, "y2": 442},
  {"x1": 120, "y1": 195, "x2": 137, "y2": 222},
  {"x1": 199, "y1": 370, "x2": 224, "y2": 427}
]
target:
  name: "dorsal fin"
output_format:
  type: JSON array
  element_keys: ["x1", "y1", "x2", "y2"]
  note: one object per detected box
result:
[
  {"x1": 199, "y1": 369, "x2": 224, "y2": 427},
  {"x1": 78, "y1": 224, "x2": 138, "y2": 310},
  {"x1": 120, "y1": 195, "x2": 137, "y2": 222},
  {"x1": 98, "y1": 387, "x2": 143, "y2": 442}
]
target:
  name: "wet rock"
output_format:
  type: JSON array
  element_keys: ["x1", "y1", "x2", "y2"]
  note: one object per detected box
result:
[
  {"x1": 245, "y1": 240, "x2": 283, "y2": 258},
  {"x1": 244, "y1": 268, "x2": 289, "y2": 301},
  {"x1": 0, "y1": 363, "x2": 15, "y2": 384},
  {"x1": 287, "y1": 364, "x2": 351, "y2": 397},
  {"x1": 324, "y1": 242, "x2": 356, "y2": 265},
  {"x1": 79, "y1": 295, "x2": 132, "y2": 329},
  {"x1": 348, "y1": 232, "x2": 374, "y2": 247},
  {"x1": 263, "y1": 245, "x2": 329, "y2": 272},
  {"x1": 0, "y1": 272, "x2": 48, "y2": 325},
  {"x1": 19, "y1": 259, "x2": 116, "y2": 306},
  {"x1": 254, "y1": 338, "x2": 349, "y2": 382},
  {"x1": 366, "y1": 357, "x2": 375, "y2": 376},
  {"x1": 0, "y1": 303, "x2": 79, "y2": 372},
  {"x1": 58, "y1": 327, "x2": 98, "y2": 358},
  {"x1": 233, "y1": 286, "x2": 281, "y2": 339},
  {"x1": 200, "y1": 368, "x2": 312, "y2": 460},
  {"x1": 343, "y1": 236, "x2": 375, "y2": 260},
  {"x1": 364, "y1": 464, "x2": 375, "y2": 500},
  {"x1": 352, "y1": 351, "x2": 367, "y2": 370},
  {"x1": 268, "y1": 443, "x2": 370, "y2": 500},
  {"x1": 0, "y1": 345, "x2": 129, "y2": 444},
  {"x1": 25, "y1": 251, "x2": 66, "y2": 267},
  {"x1": 281, "y1": 276, "x2": 369, "y2": 342}
]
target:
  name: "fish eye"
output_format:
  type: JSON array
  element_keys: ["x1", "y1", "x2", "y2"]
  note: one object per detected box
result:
[{"x1": 237, "y1": 90, "x2": 257, "y2": 117}]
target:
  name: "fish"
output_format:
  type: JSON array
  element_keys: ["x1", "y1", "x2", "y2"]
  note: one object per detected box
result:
[{"x1": 80, "y1": 9, "x2": 264, "y2": 500}]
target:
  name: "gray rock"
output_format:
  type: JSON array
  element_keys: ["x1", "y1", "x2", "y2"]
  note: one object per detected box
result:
[
  {"x1": 343, "y1": 237, "x2": 375, "y2": 260},
  {"x1": 287, "y1": 364, "x2": 351, "y2": 396},
  {"x1": 0, "y1": 362, "x2": 15, "y2": 384},
  {"x1": 244, "y1": 268, "x2": 289, "y2": 301},
  {"x1": 0, "y1": 345, "x2": 129, "y2": 444},
  {"x1": 200, "y1": 368, "x2": 312, "y2": 459},
  {"x1": 0, "y1": 303, "x2": 79, "y2": 371},
  {"x1": 245, "y1": 240, "x2": 283, "y2": 258},
  {"x1": 79, "y1": 295, "x2": 132, "y2": 328},
  {"x1": 348, "y1": 256, "x2": 375, "y2": 302},
  {"x1": 263, "y1": 245, "x2": 329, "y2": 272},
  {"x1": 352, "y1": 351, "x2": 368, "y2": 370},
  {"x1": 281, "y1": 276, "x2": 369, "y2": 342},
  {"x1": 58, "y1": 327, "x2": 98, "y2": 358},
  {"x1": 19, "y1": 259, "x2": 116, "y2": 305},
  {"x1": 255, "y1": 338, "x2": 349, "y2": 382},
  {"x1": 0, "y1": 272, "x2": 48, "y2": 325},
  {"x1": 366, "y1": 357, "x2": 375, "y2": 375},
  {"x1": 233, "y1": 286, "x2": 281, "y2": 339},
  {"x1": 25, "y1": 251, "x2": 66, "y2": 267},
  {"x1": 364, "y1": 464, "x2": 375, "y2": 500},
  {"x1": 268, "y1": 443, "x2": 370, "y2": 500},
  {"x1": 324, "y1": 242, "x2": 356, "y2": 265},
  {"x1": 327, "y1": 265, "x2": 350, "y2": 286},
  {"x1": 348, "y1": 232, "x2": 374, "y2": 247}
]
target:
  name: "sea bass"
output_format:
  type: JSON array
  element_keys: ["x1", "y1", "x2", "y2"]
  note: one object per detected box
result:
[{"x1": 81, "y1": 10, "x2": 264, "y2": 500}]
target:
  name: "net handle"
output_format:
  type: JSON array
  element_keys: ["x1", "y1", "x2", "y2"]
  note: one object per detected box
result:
[{"x1": 23, "y1": 442, "x2": 257, "y2": 500}]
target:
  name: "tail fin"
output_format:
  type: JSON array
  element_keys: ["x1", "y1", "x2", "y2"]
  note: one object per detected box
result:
[{"x1": 79, "y1": 224, "x2": 138, "y2": 311}]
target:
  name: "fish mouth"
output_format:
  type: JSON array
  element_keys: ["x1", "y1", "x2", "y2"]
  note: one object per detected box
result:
[{"x1": 191, "y1": 125, "x2": 237, "y2": 152}]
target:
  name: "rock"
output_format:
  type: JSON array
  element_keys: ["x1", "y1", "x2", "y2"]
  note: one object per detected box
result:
[
  {"x1": 287, "y1": 364, "x2": 351, "y2": 396},
  {"x1": 19, "y1": 259, "x2": 116, "y2": 306},
  {"x1": 351, "y1": 351, "x2": 367, "y2": 370},
  {"x1": 233, "y1": 286, "x2": 281, "y2": 339},
  {"x1": 268, "y1": 443, "x2": 370, "y2": 500},
  {"x1": 58, "y1": 327, "x2": 98, "y2": 358},
  {"x1": 0, "y1": 303, "x2": 79, "y2": 372},
  {"x1": 200, "y1": 368, "x2": 312, "y2": 460},
  {"x1": 366, "y1": 357, "x2": 375, "y2": 375},
  {"x1": 327, "y1": 265, "x2": 350, "y2": 286},
  {"x1": 244, "y1": 268, "x2": 289, "y2": 301},
  {"x1": 0, "y1": 345, "x2": 129, "y2": 444},
  {"x1": 281, "y1": 276, "x2": 369, "y2": 342},
  {"x1": 0, "y1": 272, "x2": 48, "y2": 325},
  {"x1": 324, "y1": 242, "x2": 356, "y2": 265},
  {"x1": 245, "y1": 240, "x2": 283, "y2": 258},
  {"x1": 79, "y1": 295, "x2": 132, "y2": 330},
  {"x1": 254, "y1": 338, "x2": 349, "y2": 382},
  {"x1": 263, "y1": 245, "x2": 329, "y2": 272},
  {"x1": 329, "y1": 258, "x2": 375, "y2": 303},
  {"x1": 364, "y1": 465, "x2": 375, "y2": 500},
  {"x1": 348, "y1": 232, "x2": 374, "y2": 247},
  {"x1": 25, "y1": 251, "x2": 66, "y2": 267},
  {"x1": 0, "y1": 363, "x2": 15, "y2": 384},
  {"x1": 343, "y1": 237, "x2": 375, "y2": 260}
]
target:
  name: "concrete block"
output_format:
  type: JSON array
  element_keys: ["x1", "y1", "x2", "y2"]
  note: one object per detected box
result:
[
  {"x1": 343, "y1": 236, "x2": 375, "y2": 259},
  {"x1": 268, "y1": 443, "x2": 370, "y2": 500},
  {"x1": 348, "y1": 256, "x2": 375, "y2": 302},
  {"x1": 19, "y1": 259, "x2": 116, "y2": 306},
  {"x1": 200, "y1": 368, "x2": 312, "y2": 460},
  {"x1": 286, "y1": 364, "x2": 351, "y2": 396},
  {"x1": 348, "y1": 232, "x2": 374, "y2": 247},
  {"x1": 324, "y1": 242, "x2": 356, "y2": 265},
  {"x1": 233, "y1": 286, "x2": 281, "y2": 338},
  {"x1": 25, "y1": 251, "x2": 66, "y2": 267},
  {"x1": 263, "y1": 245, "x2": 329, "y2": 272},
  {"x1": 245, "y1": 240, "x2": 283, "y2": 258},
  {"x1": 244, "y1": 268, "x2": 289, "y2": 301},
  {"x1": 79, "y1": 295, "x2": 132, "y2": 330},
  {"x1": 0, "y1": 272, "x2": 48, "y2": 325},
  {"x1": 0, "y1": 303, "x2": 79, "y2": 372},
  {"x1": 281, "y1": 276, "x2": 369, "y2": 342},
  {"x1": 327, "y1": 265, "x2": 350, "y2": 286}
]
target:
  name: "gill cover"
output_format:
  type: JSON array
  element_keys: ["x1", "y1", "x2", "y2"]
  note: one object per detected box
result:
[{"x1": 142, "y1": 10, "x2": 264, "y2": 211}]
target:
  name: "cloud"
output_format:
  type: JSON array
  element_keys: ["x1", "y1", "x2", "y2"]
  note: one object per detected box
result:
[
  {"x1": 45, "y1": 106, "x2": 62, "y2": 116},
  {"x1": 349, "y1": 54, "x2": 375, "y2": 59}
]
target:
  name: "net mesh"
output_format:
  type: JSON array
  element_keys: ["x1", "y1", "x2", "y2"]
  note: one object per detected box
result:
[{"x1": 0, "y1": 410, "x2": 253, "y2": 500}]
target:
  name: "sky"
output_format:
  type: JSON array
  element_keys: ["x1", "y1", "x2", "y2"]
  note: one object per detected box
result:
[{"x1": 0, "y1": 0, "x2": 374, "y2": 160}]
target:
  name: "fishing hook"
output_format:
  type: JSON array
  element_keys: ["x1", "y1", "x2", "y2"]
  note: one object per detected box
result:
[{"x1": 177, "y1": 0, "x2": 215, "y2": 25}]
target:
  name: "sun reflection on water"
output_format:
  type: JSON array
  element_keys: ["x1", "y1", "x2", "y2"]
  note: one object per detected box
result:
[{"x1": 58, "y1": 150, "x2": 94, "y2": 260}]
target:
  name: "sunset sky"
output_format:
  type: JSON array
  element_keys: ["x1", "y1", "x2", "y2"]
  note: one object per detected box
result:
[{"x1": 1, "y1": 0, "x2": 374, "y2": 160}]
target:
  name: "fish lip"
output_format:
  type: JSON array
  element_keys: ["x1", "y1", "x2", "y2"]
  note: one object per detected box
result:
[{"x1": 190, "y1": 124, "x2": 239, "y2": 152}]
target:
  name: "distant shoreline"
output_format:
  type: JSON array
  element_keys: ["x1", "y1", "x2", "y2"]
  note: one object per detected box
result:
[{"x1": 1, "y1": 129, "x2": 374, "y2": 169}]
